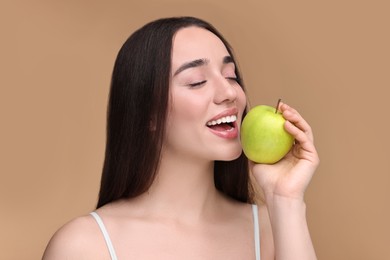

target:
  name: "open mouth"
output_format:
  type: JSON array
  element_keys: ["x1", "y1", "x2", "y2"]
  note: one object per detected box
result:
[{"x1": 206, "y1": 115, "x2": 237, "y2": 131}]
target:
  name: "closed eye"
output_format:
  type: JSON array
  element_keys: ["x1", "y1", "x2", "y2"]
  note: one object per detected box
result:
[
  {"x1": 226, "y1": 77, "x2": 239, "y2": 82},
  {"x1": 188, "y1": 80, "x2": 207, "y2": 88}
]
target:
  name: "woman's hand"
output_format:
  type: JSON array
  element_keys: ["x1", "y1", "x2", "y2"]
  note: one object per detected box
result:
[{"x1": 251, "y1": 102, "x2": 320, "y2": 201}]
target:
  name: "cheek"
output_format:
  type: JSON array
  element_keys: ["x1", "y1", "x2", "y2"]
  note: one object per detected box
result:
[
  {"x1": 167, "y1": 91, "x2": 208, "y2": 129},
  {"x1": 236, "y1": 86, "x2": 247, "y2": 111},
  {"x1": 164, "y1": 92, "x2": 209, "y2": 152}
]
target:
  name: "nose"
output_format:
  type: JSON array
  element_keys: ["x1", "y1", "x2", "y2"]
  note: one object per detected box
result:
[{"x1": 213, "y1": 76, "x2": 238, "y2": 104}]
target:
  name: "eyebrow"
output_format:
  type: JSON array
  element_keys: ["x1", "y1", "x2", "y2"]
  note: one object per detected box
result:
[
  {"x1": 173, "y1": 56, "x2": 235, "y2": 76},
  {"x1": 223, "y1": 55, "x2": 234, "y2": 65}
]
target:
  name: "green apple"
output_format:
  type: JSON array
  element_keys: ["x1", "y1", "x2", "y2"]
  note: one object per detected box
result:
[{"x1": 240, "y1": 100, "x2": 294, "y2": 164}]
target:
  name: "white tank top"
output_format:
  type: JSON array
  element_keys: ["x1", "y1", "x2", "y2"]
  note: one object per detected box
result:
[{"x1": 90, "y1": 204, "x2": 260, "y2": 260}]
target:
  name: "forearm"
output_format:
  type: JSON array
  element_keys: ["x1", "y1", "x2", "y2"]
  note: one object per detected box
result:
[{"x1": 266, "y1": 194, "x2": 317, "y2": 260}]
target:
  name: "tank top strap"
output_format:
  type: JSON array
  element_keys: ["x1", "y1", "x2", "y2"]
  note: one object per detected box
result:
[
  {"x1": 252, "y1": 204, "x2": 261, "y2": 260},
  {"x1": 90, "y1": 207, "x2": 259, "y2": 260},
  {"x1": 90, "y1": 212, "x2": 118, "y2": 260}
]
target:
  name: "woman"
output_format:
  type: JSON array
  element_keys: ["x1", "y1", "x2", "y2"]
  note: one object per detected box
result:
[{"x1": 43, "y1": 16, "x2": 319, "y2": 259}]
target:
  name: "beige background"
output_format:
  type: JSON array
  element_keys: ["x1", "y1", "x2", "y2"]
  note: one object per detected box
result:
[{"x1": 1, "y1": 0, "x2": 389, "y2": 259}]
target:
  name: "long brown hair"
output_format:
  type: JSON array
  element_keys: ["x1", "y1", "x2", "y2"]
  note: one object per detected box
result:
[{"x1": 97, "y1": 16, "x2": 254, "y2": 208}]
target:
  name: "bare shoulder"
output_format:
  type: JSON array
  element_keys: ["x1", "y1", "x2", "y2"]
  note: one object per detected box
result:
[{"x1": 42, "y1": 213, "x2": 108, "y2": 260}]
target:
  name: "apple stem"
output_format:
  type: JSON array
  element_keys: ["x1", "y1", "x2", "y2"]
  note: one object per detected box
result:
[{"x1": 275, "y1": 98, "x2": 282, "y2": 114}]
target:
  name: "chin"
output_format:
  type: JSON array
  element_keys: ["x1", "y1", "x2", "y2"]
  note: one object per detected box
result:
[{"x1": 214, "y1": 148, "x2": 243, "y2": 162}]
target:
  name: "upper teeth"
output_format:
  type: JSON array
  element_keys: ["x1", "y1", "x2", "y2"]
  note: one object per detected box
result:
[{"x1": 207, "y1": 115, "x2": 237, "y2": 126}]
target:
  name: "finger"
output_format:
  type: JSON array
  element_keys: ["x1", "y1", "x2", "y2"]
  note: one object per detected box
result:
[
  {"x1": 282, "y1": 106, "x2": 319, "y2": 164},
  {"x1": 280, "y1": 103, "x2": 314, "y2": 142},
  {"x1": 284, "y1": 120, "x2": 315, "y2": 153}
]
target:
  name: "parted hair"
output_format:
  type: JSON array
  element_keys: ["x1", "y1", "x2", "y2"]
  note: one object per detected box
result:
[{"x1": 97, "y1": 16, "x2": 254, "y2": 208}]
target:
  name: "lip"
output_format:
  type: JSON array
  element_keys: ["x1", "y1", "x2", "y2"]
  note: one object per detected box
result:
[
  {"x1": 206, "y1": 107, "x2": 240, "y2": 139},
  {"x1": 206, "y1": 107, "x2": 239, "y2": 123},
  {"x1": 207, "y1": 121, "x2": 239, "y2": 139}
]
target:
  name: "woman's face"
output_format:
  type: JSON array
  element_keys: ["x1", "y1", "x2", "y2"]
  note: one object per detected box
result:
[{"x1": 164, "y1": 26, "x2": 247, "y2": 162}]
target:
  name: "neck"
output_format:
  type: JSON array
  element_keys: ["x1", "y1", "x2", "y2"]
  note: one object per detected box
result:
[{"x1": 135, "y1": 152, "x2": 222, "y2": 222}]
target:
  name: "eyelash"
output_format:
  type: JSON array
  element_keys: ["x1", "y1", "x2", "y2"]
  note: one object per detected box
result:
[
  {"x1": 188, "y1": 80, "x2": 207, "y2": 88},
  {"x1": 226, "y1": 77, "x2": 239, "y2": 83},
  {"x1": 188, "y1": 77, "x2": 239, "y2": 88}
]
